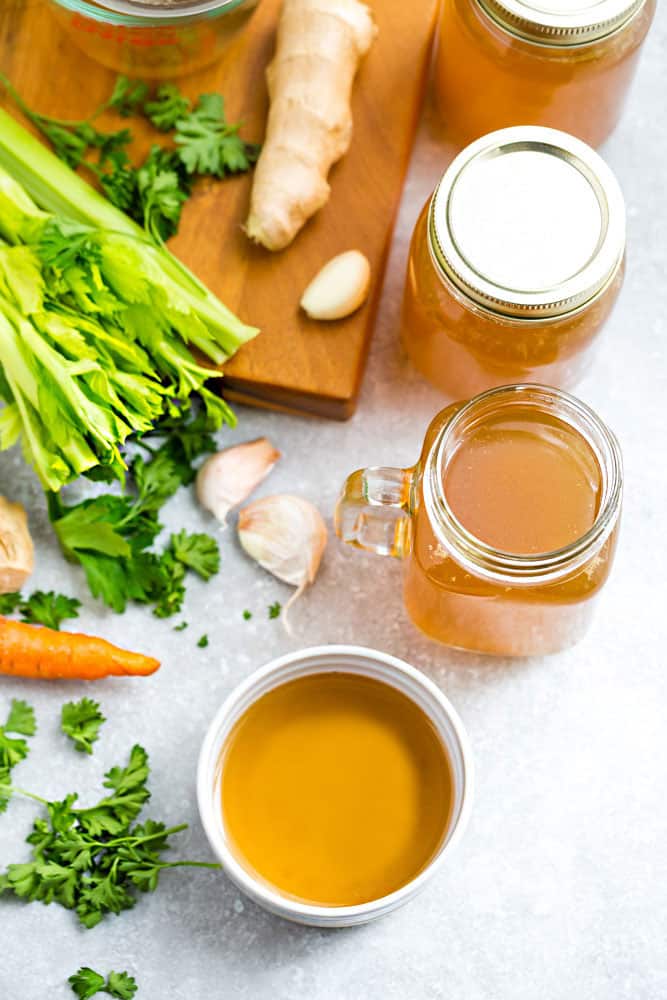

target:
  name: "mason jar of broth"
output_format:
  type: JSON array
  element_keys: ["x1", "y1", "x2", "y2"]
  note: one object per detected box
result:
[
  {"x1": 401, "y1": 127, "x2": 626, "y2": 399},
  {"x1": 433, "y1": 0, "x2": 655, "y2": 147},
  {"x1": 335, "y1": 384, "x2": 622, "y2": 657}
]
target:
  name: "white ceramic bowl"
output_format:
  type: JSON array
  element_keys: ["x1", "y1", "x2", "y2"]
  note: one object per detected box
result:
[{"x1": 197, "y1": 645, "x2": 474, "y2": 927}]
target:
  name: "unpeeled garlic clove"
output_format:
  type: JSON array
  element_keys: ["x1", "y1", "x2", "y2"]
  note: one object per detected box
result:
[
  {"x1": 300, "y1": 250, "x2": 371, "y2": 321},
  {"x1": 196, "y1": 438, "x2": 281, "y2": 525},
  {"x1": 238, "y1": 495, "x2": 327, "y2": 609}
]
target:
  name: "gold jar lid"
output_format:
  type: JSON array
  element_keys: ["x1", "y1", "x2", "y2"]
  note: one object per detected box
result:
[
  {"x1": 428, "y1": 126, "x2": 626, "y2": 320},
  {"x1": 476, "y1": 0, "x2": 647, "y2": 45}
]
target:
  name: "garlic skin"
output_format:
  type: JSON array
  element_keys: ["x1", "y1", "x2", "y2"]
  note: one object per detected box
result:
[
  {"x1": 0, "y1": 496, "x2": 34, "y2": 593},
  {"x1": 238, "y1": 495, "x2": 327, "y2": 599},
  {"x1": 300, "y1": 250, "x2": 371, "y2": 321},
  {"x1": 196, "y1": 438, "x2": 281, "y2": 526}
]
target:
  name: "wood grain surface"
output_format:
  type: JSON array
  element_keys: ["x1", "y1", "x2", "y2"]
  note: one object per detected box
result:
[{"x1": 0, "y1": 0, "x2": 438, "y2": 419}]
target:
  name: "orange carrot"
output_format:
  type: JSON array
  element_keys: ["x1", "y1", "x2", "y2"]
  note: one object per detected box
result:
[{"x1": 0, "y1": 617, "x2": 160, "y2": 680}]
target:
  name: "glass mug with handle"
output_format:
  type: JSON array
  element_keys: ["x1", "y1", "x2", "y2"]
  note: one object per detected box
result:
[{"x1": 335, "y1": 385, "x2": 622, "y2": 657}]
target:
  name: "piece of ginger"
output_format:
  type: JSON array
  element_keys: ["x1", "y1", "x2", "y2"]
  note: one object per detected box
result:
[
  {"x1": 245, "y1": 0, "x2": 377, "y2": 251},
  {"x1": 0, "y1": 496, "x2": 34, "y2": 593}
]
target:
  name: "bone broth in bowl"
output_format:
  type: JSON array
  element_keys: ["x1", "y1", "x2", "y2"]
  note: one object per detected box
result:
[{"x1": 197, "y1": 645, "x2": 473, "y2": 926}]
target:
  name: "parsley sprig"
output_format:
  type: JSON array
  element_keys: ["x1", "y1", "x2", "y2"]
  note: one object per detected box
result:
[
  {"x1": 48, "y1": 410, "x2": 220, "y2": 618},
  {"x1": 69, "y1": 967, "x2": 138, "y2": 1000},
  {"x1": 61, "y1": 699, "x2": 106, "y2": 755},
  {"x1": 0, "y1": 744, "x2": 219, "y2": 928},
  {"x1": 0, "y1": 73, "x2": 258, "y2": 243},
  {"x1": 0, "y1": 699, "x2": 35, "y2": 812},
  {"x1": 0, "y1": 590, "x2": 81, "y2": 630}
]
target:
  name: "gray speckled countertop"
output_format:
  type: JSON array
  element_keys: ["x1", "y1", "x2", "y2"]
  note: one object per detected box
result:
[{"x1": 2, "y1": 12, "x2": 667, "y2": 1000}]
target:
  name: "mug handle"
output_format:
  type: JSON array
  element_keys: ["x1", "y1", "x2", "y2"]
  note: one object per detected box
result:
[{"x1": 334, "y1": 466, "x2": 416, "y2": 559}]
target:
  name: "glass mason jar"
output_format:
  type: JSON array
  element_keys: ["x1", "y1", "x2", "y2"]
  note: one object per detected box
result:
[
  {"x1": 401, "y1": 127, "x2": 626, "y2": 399},
  {"x1": 335, "y1": 385, "x2": 623, "y2": 657},
  {"x1": 433, "y1": 0, "x2": 655, "y2": 148},
  {"x1": 47, "y1": 0, "x2": 258, "y2": 78}
]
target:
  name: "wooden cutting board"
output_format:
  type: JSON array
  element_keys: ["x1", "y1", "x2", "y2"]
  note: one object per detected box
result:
[{"x1": 0, "y1": 0, "x2": 437, "y2": 419}]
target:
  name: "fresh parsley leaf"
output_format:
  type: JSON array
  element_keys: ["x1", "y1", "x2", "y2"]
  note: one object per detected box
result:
[
  {"x1": 242, "y1": 609, "x2": 252, "y2": 621},
  {"x1": 268, "y1": 601, "x2": 282, "y2": 620},
  {"x1": 171, "y1": 530, "x2": 220, "y2": 581},
  {"x1": 132, "y1": 448, "x2": 186, "y2": 512},
  {"x1": 137, "y1": 148, "x2": 189, "y2": 243},
  {"x1": 20, "y1": 590, "x2": 81, "y2": 631},
  {"x1": 0, "y1": 699, "x2": 35, "y2": 812},
  {"x1": 106, "y1": 971, "x2": 138, "y2": 999},
  {"x1": 61, "y1": 699, "x2": 106, "y2": 755},
  {"x1": 5, "y1": 699, "x2": 36, "y2": 737},
  {"x1": 144, "y1": 83, "x2": 191, "y2": 131},
  {"x1": 0, "y1": 592, "x2": 21, "y2": 615},
  {"x1": 1, "y1": 744, "x2": 219, "y2": 928},
  {"x1": 173, "y1": 621, "x2": 188, "y2": 631},
  {"x1": 108, "y1": 75, "x2": 150, "y2": 117},
  {"x1": 174, "y1": 93, "x2": 260, "y2": 178},
  {"x1": 151, "y1": 550, "x2": 186, "y2": 620},
  {"x1": 197, "y1": 634, "x2": 209, "y2": 649},
  {"x1": 69, "y1": 967, "x2": 107, "y2": 999},
  {"x1": 68, "y1": 966, "x2": 138, "y2": 999}
]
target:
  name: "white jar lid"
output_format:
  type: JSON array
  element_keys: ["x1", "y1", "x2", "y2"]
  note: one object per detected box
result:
[
  {"x1": 476, "y1": 0, "x2": 647, "y2": 46},
  {"x1": 428, "y1": 126, "x2": 626, "y2": 320}
]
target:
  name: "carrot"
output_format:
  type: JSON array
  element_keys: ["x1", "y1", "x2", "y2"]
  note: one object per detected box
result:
[{"x1": 0, "y1": 617, "x2": 160, "y2": 680}]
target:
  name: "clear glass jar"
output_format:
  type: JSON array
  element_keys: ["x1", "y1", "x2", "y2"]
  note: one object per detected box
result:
[
  {"x1": 48, "y1": 0, "x2": 258, "y2": 77},
  {"x1": 433, "y1": 0, "x2": 655, "y2": 148},
  {"x1": 401, "y1": 127, "x2": 626, "y2": 399},
  {"x1": 335, "y1": 385, "x2": 622, "y2": 657}
]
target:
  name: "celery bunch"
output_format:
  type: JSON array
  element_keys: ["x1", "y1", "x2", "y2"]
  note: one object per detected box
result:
[{"x1": 0, "y1": 111, "x2": 257, "y2": 491}]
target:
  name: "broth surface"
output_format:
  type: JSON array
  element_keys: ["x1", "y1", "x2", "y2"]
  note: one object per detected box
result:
[
  {"x1": 221, "y1": 673, "x2": 453, "y2": 906},
  {"x1": 443, "y1": 407, "x2": 602, "y2": 554}
]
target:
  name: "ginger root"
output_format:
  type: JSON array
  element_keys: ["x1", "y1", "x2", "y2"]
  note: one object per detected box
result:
[
  {"x1": 0, "y1": 495, "x2": 34, "y2": 593},
  {"x1": 245, "y1": 0, "x2": 376, "y2": 251}
]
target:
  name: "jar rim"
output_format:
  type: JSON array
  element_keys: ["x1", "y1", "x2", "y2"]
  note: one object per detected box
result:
[
  {"x1": 428, "y1": 127, "x2": 626, "y2": 321},
  {"x1": 423, "y1": 384, "x2": 623, "y2": 585},
  {"x1": 49, "y1": 0, "x2": 245, "y2": 23},
  {"x1": 475, "y1": 0, "x2": 647, "y2": 46}
]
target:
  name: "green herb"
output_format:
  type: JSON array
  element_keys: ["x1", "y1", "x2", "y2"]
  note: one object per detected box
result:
[
  {"x1": 0, "y1": 589, "x2": 80, "y2": 629},
  {"x1": 144, "y1": 83, "x2": 191, "y2": 132},
  {"x1": 0, "y1": 75, "x2": 257, "y2": 245},
  {"x1": 170, "y1": 530, "x2": 220, "y2": 581},
  {"x1": 50, "y1": 411, "x2": 220, "y2": 617},
  {"x1": 197, "y1": 634, "x2": 209, "y2": 648},
  {"x1": 0, "y1": 592, "x2": 21, "y2": 614},
  {"x1": 268, "y1": 601, "x2": 282, "y2": 620},
  {"x1": 136, "y1": 146, "x2": 190, "y2": 243},
  {"x1": 242, "y1": 609, "x2": 252, "y2": 621},
  {"x1": 0, "y1": 699, "x2": 35, "y2": 813},
  {"x1": 61, "y1": 699, "x2": 106, "y2": 755},
  {"x1": 173, "y1": 621, "x2": 188, "y2": 632},
  {"x1": 174, "y1": 93, "x2": 260, "y2": 178},
  {"x1": 19, "y1": 590, "x2": 81, "y2": 630},
  {"x1": 69, "y1": 966, "x2": 138, "y2": 999},
  {"x1": 109, "y1": 76, "x2": 150, "y2": 118},
  {"x1": 0, "y1": 744, "x2": 219, "y2": 928}
]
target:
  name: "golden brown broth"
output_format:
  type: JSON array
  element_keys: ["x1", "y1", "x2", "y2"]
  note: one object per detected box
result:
[
  {"x1": 443, "y1": 407, "x2": 602, "y2": 554},
  {"x1": 401, "y1": 201, "x2": 624, "y2": 398},
  {"x1": 402, "y1": 404, "x2": 618, "y2": 655},
  {"x1": 220, "y1": 673, "x2": 453, "y2": 906},
  {"x1": 433, "y1": 0, "x2": 655, "y2": 148}
]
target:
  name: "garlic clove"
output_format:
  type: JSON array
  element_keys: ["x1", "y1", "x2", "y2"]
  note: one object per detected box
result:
[
  {"x1": 238, "y1": 494, "x2": 327, "y2": 596},
  {"x1": 0, "y1": 496, "x2": 34, "y2": 593},
  {"x1": 300, "y1": 250, "x2": 371, "y2": 321},
  {"x1": 196, "y1": 438, "x2": 281, "y2": 525}
]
